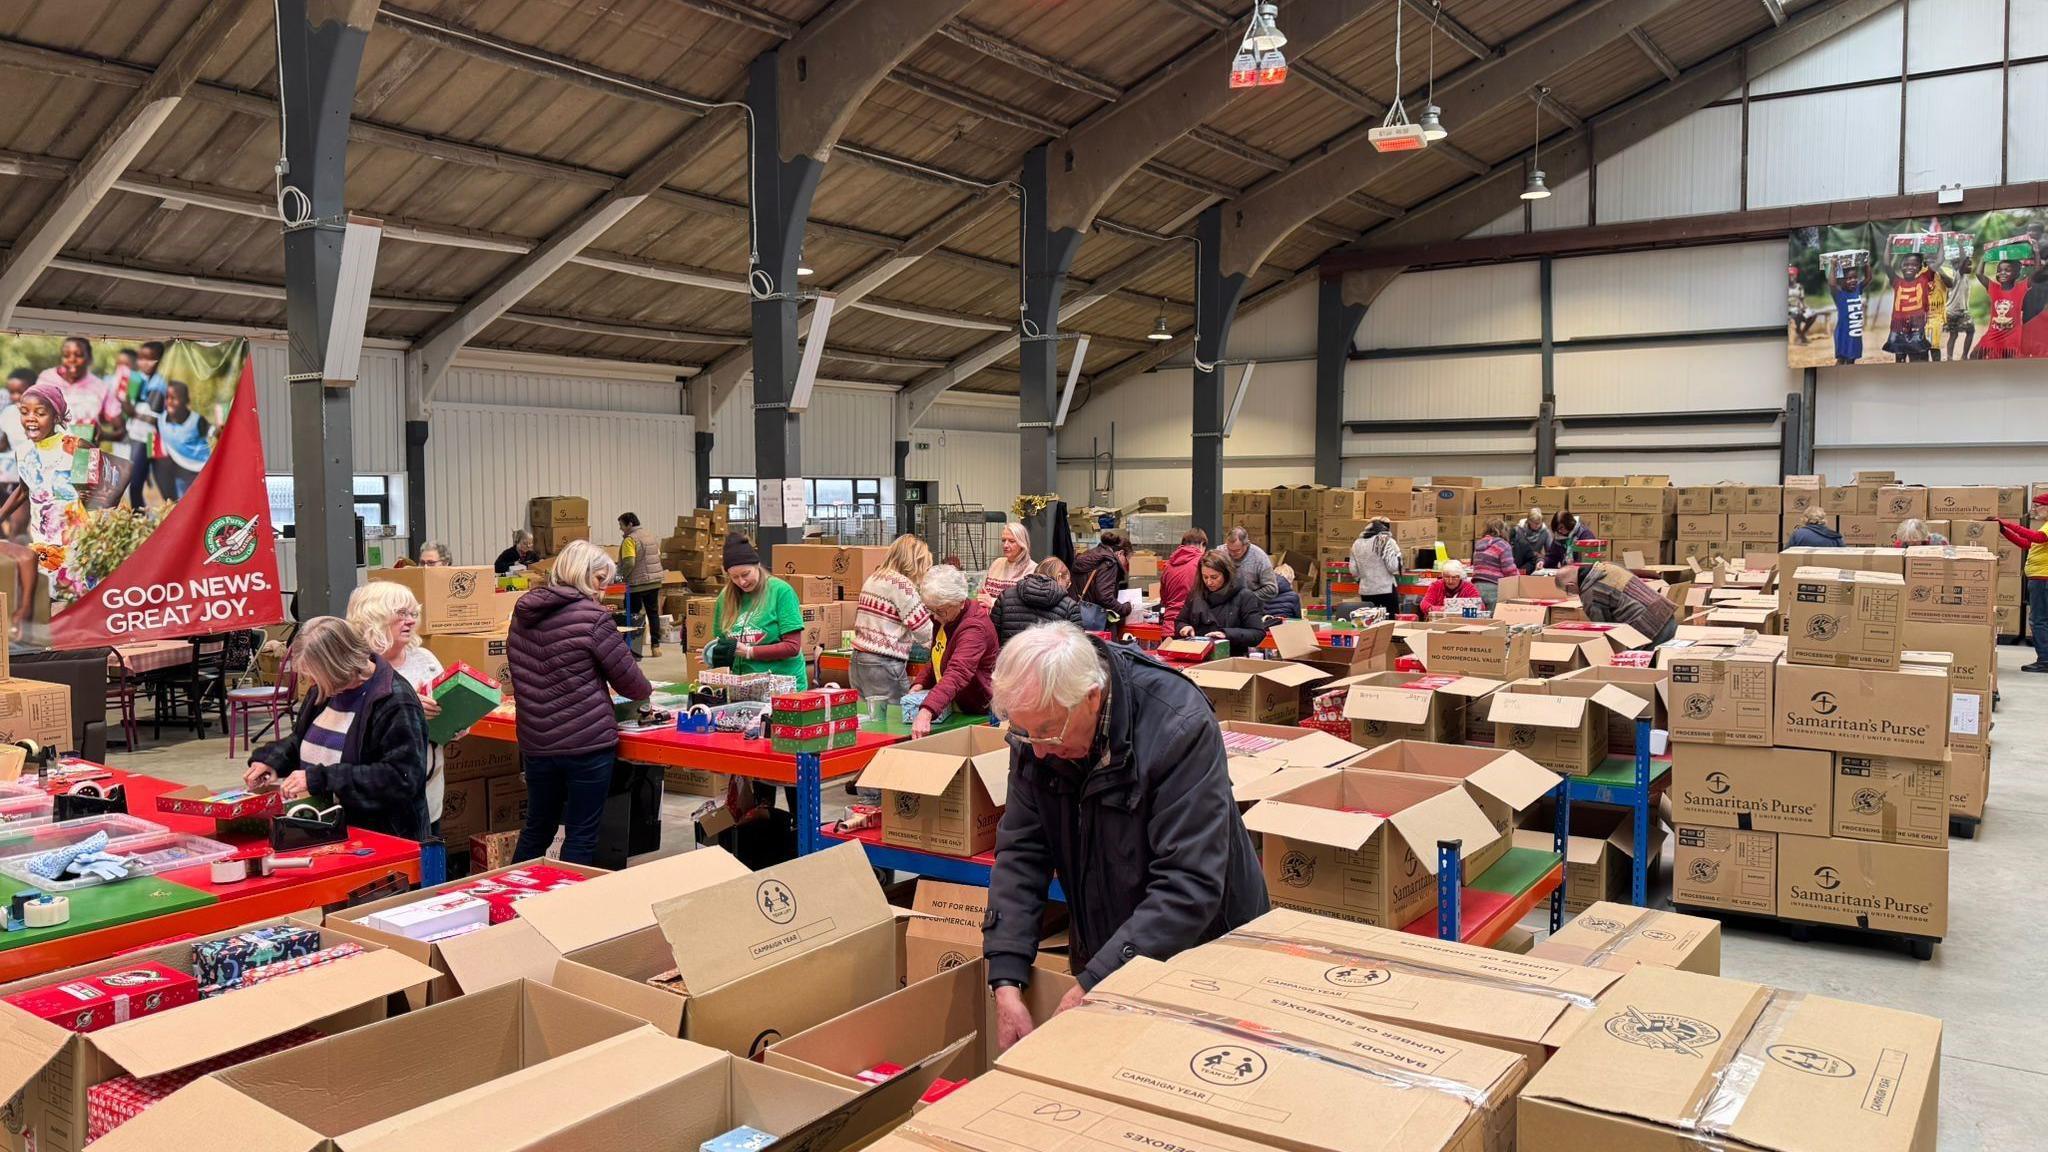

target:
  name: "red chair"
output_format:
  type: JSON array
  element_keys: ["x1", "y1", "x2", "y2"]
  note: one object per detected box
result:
[{"x1": 226, "y1": 648, "x2": 297, "y2": 759}]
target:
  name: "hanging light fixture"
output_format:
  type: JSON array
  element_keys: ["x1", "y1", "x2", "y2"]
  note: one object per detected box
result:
[
  {"x1": 1229, "y1": 2, "x2": 1288, "y2": 88},
  {"x1": 1520, "y1": 87, "x2": 1551, "y2": 200},
  {"x1": 1420, "y1": 2, "x2": 1448, "y2": 141},
  {"x1": 1247, "y1": 2, "x2": 1287, "y2": 50},
  {"x1": 1369, "y1": 0, "x2": 1427, "y2": 152},
  {"x1": 1147, "y1": 299, "x2": 1174, "y2": 341}
]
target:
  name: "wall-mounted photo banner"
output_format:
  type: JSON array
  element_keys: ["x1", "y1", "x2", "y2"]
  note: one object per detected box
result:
[
  {"x1": 0, "y1": 333, "x2": 284, "y2": 650},
  {"x1": 1787, "y1": 209, "x2": 2048, "y2": 369}
]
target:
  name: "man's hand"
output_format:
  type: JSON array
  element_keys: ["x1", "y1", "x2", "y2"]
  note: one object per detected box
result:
[
  {"x1": 993, "y1": 985, "x2": 1036, "y2": 1051},
  {"x1": 277, "y1": 770, "x2": 311, "y2": 800},
  {"x1": 1055, "y1": 981, "x2": 1087, "y2": 1016},
  {"x1": 244, "y1": 762, "x2": 276, "y2": 790},
  {"x1": 910, "y1": 708, "x2": 933, "y2": 738}
]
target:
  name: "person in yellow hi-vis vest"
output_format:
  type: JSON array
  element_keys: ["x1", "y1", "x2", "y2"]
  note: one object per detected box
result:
[{"x1": 1999, "y1": 493, "x2": 2048, "y2": 672}]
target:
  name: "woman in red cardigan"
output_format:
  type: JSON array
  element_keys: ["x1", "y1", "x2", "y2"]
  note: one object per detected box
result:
[{"x1": 1419, "y1": 561, "x2": 1482, "y2": 615}]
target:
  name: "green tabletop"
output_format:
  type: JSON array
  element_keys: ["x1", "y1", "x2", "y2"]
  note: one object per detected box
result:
[
  {"x1": 1470, "y1": 846, "x2": 1563, "y2": 896},
  {"x1": 856, "y1": 710, "x2": 992, "y2": 738},
  {"x1": 1579, "y1": 755, "x2": 1674, "y2": 789},
  {"x1": 0, "y1": 875, "x2": 216, "y2": 951}
]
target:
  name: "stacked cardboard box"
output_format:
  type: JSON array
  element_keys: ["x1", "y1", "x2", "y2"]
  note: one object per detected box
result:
[
  {"x1": 1565, "y1": 480, "x2": 1674, "y2": 564},
  {"x1": 662, "y1": 506, "x2": 731, "y2": 586},
  {"x1": 1266, "y1": 484, "x2": 1326, "y2": 591},
  {"x1": 1221, "y1": 489, "x2": 1270, "y2": 552},
  {"x1": 526, "y1": 494, "x2": 590, "y2": 556}
]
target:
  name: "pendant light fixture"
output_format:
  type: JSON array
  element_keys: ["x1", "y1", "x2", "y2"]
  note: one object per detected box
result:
[
  {"x1": 1368, "y1": 0, "x2": 1427, "y2": 152},
  {"x1": 1420, "y1": 2, "x2": 1448, "y2": 142},
  {"x1": 1230, "y1": 2, "x2": 1288, "y2": 88},
  {"x1": 1147, "y1": 299, "x2": 1174, "y2": 341},
  {"x1": 1520, "y1": 86, "x2": 1551, "y2": 200}
]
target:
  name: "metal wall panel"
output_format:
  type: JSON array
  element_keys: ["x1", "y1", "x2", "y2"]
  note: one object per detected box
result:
[
  {"x1": 1596, "y1": 106, "x2": 1743, "y2": 224},
  {"x1": 1344, "y1": 355, "x2": 1543, "y2": 422},
  {"x1": 426, "y1": 403, "x2": 694, "y2": 574},
  {"x1": 924, "y1": 398, "x2": 1021, "y2": 433},
  {"x1": 707, "y1": 379, "x2": 897, "y2": 478},
  {"x1": 1223, "y1": 279, "x2": 1318, "y2": 361},
  {"x1": 252, "y1": 341, "x2": 403, "y2": 474},
  {"x1": 1340, "y1": 449, "x2": 1534, "y2": 489},
  {"x1": 1554, "y1": 451, "x2": 1781, "y2": 486},
  {"x1": 1906, "y1": 0, "x2": 2004, "y2": 70},
  {"x1": 1468, "y1": 205, "x2": 1525, "y2": 238},
  {"x1": 1816, "y1": 360, "x2": 2045, "y2": 447},
  {"x1": 1747, "y1": 85, "x2": 1904, "y2": 208},
  {"x1": 1552, "y1": 242, "x2": 1784, "y2": 339},
  {"x1": 2018, "y1": 0, "x2": 2048, "y2": 56},
  {"x1": 1531, "y1": 171, "x2": 1590, "y2": 232},
  {"x1": 1061, "y1": 363, "x2": 1317, "y2": 461},
  {"x1": 926, "y1": 429, "x2": 1023, "y2": 516},
  {"x1": 1556, "y1": 341, "x2": 1793, "y2": 414},
  {"x1": 2007, "y1": 63, "x2": 2048, "y2": 180},
  {"x1": 438, "y1": 368, "x2": 682, "y2": 414},
  {"x1": 1904, "y1": 71, "x2": 2003, "y2": 193},
  {"x1": 1358, "y1": 263, "x2": 1543, "y2": 348},
  {"x1": 1816, "y1": 445, "x2": 2048, "y2": 486},
  {"x1": 1750, "y1": 3, "x2": 1903, "y2": 94}
]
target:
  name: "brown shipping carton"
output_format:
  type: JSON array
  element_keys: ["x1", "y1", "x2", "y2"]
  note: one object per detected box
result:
[
  {"x1": 1901, "y1": 545, "x2": 1998, "y2": 625},
  {"x1": 1926, "y1": 485, "x2": 2000, "y2": 519},
  {"x1": 1673, "y1": 825, "x2": 1777, "y2": 916},
  {"x1": 1511, "y1": 815, "x2": 1659, "y2": 917},
  {"x1": 442, "y1": 734, "x2": 519, "y2": 783},
  {"x1": 424, "y1": 630, "x2": 514, "y2": 698},
  {"x1": 836, "y1": 546, "x2": 890, "y2": 599},
  {"x1": 1517, "y1": 967, "x2": 1940, "y2": 1152},
  {"x1": 1194, "y1": 908, "x2": 1620, "y2": 1070},
  {"x1": 1549, "y1": 666, "x2": 1668, "y2": 752},
  {"x1": 1670, "y1": 743, "x2": 1832, "y2": 836},
  {"x1": 0, "y1": 924, "x2": 434, "y2": 1152},
  {"x1": 1343, "y1": 741, "x2": 1560, "y2": 842},
  {"x1": 1782, "y1": 567, "x2": 1904, "y2": 670},
  {"x1": 772, "y1": 543, "x2": 841, "y2": 577},
  {"x1": 874, "y1": 1071, "x2": 1278, "y2": 1152},
  {"x1": 550, "y1": 842, "x2": 900, "y2": 1057},
  {"x1": 1486, "y1": 681, "x2": 1648, "y2": 777},
  {"x1": 1183, "y1": 658, "x2": 1329, "y2": 724},
  {"x1": 1526, "y1": 903, "x2": 1720, "y2": 975},
  {"x1": 1241, "y1": 771, "x2": 1504, "y2": 928},
  {"x1": 1402, "y1": 623, "x2": 1532, "y2": 681},
  {"x1": 1339, "y1": 672, "x2": 1500, "y2": 748},
  {"x1": 903, "y1": 881, "x2": 990, "y2": 983},
  {"x1": 1833, "y1": 753, "x2": 1949, "y2": 847},
  {"x1": 1773, "y1": 662, "x2": 1950, "y2": 759},
  {"x1": 0, "y1": 677, "x2": 71, "y2": 748},
  {"x1": 370, "y1": 566, "x2": 497, "y2": 634},
  {"x1": 1775, "y1": 833, "x2": 1949, "y2": 937},
  {"x1": 1876, "y1": 485, "x2": 1928, "y2": 520},
  {"x1": 1899, "y1": 620, "x2": 1994, "y2": 692},
  {"x1": 999, "y1": 983, "x2": 1518, "y2": 1152},
  {"x1": 1663, "y1": 648, "x2": 1777, "y2": 746},
  {"x1": 527, "y1": 495, "x2": 589, "y2": 527},
  {"x1": 1949, "y1": 742, "x2": 1989, "y2": 822},
  {"x1": 1082, "y1": 956, "x2": 1528, "y2": 1152},
  {"x1": 764, "y1": 959, "x2": 984, "y2": 1094},
  {"x1": 857, "y1": 726, "x2": 1011, "y2": 856}
]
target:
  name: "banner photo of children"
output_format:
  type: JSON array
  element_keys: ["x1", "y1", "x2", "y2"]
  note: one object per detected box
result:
[
  {"x1": 0, "y1": 332, "x2": 283, "y2": 649},
  {"x1": 1787, "y1": 209, "x2": 2048, "y2": 368}
]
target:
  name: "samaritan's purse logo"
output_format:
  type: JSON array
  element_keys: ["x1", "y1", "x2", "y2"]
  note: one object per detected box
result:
[
  {"x1": 1278, "y1": 851, "x2": 1316, "y2": 887},
  {"x1": 1810, "y1": 691, "x2": 1839, "y2": 715},
  {"x1": 1604, "y1": 1006, "x2": 1721, "y2": 1057},
  {"x1": 203, "y1": 514, "x2": 260, "y2": 565},
  {"x1": 1813, "y1": 866, "x2": 1842, "y2": 890}
]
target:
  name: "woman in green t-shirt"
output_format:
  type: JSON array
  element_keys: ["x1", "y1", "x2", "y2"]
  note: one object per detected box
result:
[{"x1": 707, "y1": 532, "x2": 809, "y2": 690}]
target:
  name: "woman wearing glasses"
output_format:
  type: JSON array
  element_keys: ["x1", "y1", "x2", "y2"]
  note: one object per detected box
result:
[{"x1": 980, "y1": 622, "x2": 1267, "y2": 1053}]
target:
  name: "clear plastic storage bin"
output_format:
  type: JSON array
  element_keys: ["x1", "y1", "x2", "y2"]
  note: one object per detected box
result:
[
  {"x1": 0, "y1": 794, "x2": 55, "y2": 829},
  {"x1": 0, "y1": 831, "x2": 236, "y2": 892},
  {"x1": 0, "y1": 813, "x2": 167, "y2": 859}
]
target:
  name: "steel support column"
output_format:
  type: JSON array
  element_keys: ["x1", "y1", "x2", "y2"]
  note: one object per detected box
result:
[
  {"x1": 1536, "y1": 256, "x2": 1558, "y2": 479},
  {"x1": 1316, "y1": 275, "x2": 1365, "y2": 488},
  {"x1": 748, "y1": 51, "x2": 824, "y2": 550},
  {"x1": 1800, "y1": 366, "x2": 1818, "y2": 473},
  {"x1": 404, "y1": 418, "x2": 427, "y2": 557},
  {"x1": 1781, "y1": 391, "x2": 1802, "y2": 480},
  {"x1": 1018, "y1": 145, "x2": 1086, "y2": 557},
  {"x1": 279, "y1": 0, "x2": 380, "y2": 617},
  {"x1": 694, "y1": 430, "x2": 713, "y2": 509},
  {"x1": 1193, "y1": 206, "x2": 1248, "y2": 542}
]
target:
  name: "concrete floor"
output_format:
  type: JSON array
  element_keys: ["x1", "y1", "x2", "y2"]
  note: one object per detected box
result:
[{"x1": 118, "y1": 644, "x2": 2040, "y2": 1148}]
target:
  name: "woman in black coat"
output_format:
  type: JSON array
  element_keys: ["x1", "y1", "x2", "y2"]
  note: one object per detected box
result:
[
  {"x1": 1176, "y1": 550, "x2": 1272, "y2": 656},
  {"x1": 992, "y1": 558, "x2": 1084, "y2": 642}
]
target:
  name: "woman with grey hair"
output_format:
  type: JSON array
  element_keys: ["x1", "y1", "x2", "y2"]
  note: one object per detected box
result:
[
  {"x1": 495, "y1": 529, "x2": 538, "y2": 574},
  {"x1": 418, "y1": 542, "x2": 453, "y2": 567},
  {"x1": 1891, "y1": 518, "x2": 1948, "y2": 547},
  {"x1": 910, "y1": 564, "x2": 997, "y2": 737},
  {"x1": 245, "y1": 616, "x2": 430, "y2": 840}
]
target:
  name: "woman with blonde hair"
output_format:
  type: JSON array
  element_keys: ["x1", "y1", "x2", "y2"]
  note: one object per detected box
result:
[
  {"x1": 980, "y1": 522, "x2": 1035, "y2": 603},
  {"x1": 506, "y1": 539, "x2": 652, "y2": 864},
  {"x1": 852, "y1": 533, "x2": 934, "y2": 705},
  {"x1": 245, "y1": 616, "x2": 430, "y2": 839},
  {"x1": 348, "y1": 581, "x2": 455, "y2": 832}
]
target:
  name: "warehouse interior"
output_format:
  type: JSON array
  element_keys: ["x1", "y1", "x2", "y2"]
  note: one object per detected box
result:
[{"x1": 0, "y1": 0, "x2": 2039, "y2": 1147}]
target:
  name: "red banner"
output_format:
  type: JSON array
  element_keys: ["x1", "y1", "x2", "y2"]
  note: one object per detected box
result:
[{"x1": 50, "y1": 349, "x2": 283, "y2": 648}]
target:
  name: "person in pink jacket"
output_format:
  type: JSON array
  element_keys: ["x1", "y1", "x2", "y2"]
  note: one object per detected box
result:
[{"x1": 1158, "y1": 528, "x2": 1208, "y2": 633}]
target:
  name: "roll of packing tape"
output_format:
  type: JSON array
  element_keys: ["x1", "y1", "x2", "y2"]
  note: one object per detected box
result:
[
  {"x1": 284, "y1": 803, "x2": 343, "y2": 823},
  {"x1": 23, "y1": 896, "x2": 68, "y2": 928},
  {"x1": 211, "y1": 860, "x2": 249, "y2": 884}
]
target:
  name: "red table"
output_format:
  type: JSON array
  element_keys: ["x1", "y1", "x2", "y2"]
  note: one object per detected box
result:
[
  {"x1": 467, "y1": 711, "x2": 894, "y2": 785},
  {"x1": 0, "y1": 768, "x2": 420, "y2": 983}
]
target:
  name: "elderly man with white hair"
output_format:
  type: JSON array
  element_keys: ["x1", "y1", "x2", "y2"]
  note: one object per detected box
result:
[
  {"x1": 983, "y1": 622, "x2": 1268, "y2": 1050},
  {"x1": 910, "y1": 564, "x2": 998, "y2": 737}
]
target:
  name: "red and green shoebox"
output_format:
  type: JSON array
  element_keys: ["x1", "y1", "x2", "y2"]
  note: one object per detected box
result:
[{"x1": 427, "y1": 663, "x2": 502, "y2": 745}]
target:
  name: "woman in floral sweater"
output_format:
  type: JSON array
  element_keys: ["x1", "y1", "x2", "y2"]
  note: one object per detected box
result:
[{"x1": 852, "y1": 534, "x2": 936, "y2": 705}]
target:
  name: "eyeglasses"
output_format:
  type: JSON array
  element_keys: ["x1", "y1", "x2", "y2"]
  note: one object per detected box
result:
[{"x1": 1004, "y1": 709, "x2": 1081, "y2": 751}]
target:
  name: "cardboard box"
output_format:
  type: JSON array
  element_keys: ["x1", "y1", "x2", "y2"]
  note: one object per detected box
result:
[
  {"x1": 1901, "y1": 545, "x2": 1998, "y2": 625},
  {"x1": 1926, "y1": 486, "x2": 2000, "y2": 519},
  {"x1": 1673, "y1": 825, "x2": 1777, "y2": 915},
  {"x1": 1663, "y1": 648, "x2": 1777, "y2": 746},
  {"x1": 784, "y1": 574, "x2": 835, "y2": 604},
  {"x1": 1672, "y1": 487, "x2": 1714, "y2": 514},
  {"x1": 1835, "y1": 513, "x2": 1883, "y2": 545},
  {"x1": 1566, "y1": 486, "x2": 1616, "y2": 513},
  {"x1": 1512, "y1": 808, "x2": 1660, "y2": 916},
  {"x1": 1611, "y1": 486, "x2": 1667, "y2": 512},
  {"x1": 371, "y1": 566, "x2": 498, "y2": 635},
  {"x1": 0, "y1": 924, "x2": 432, "y2": 1152},
  {"x1": 443, "y1": 734, "x2": 519, "y2": 783},
  {"x1": 1188, "y1": 909, "x2": 1619, "y2": 1071},
  {"x1": 1949, "y1": 741, "x2": 1989, "y2": 821},
  {"x1": 526, "y1": 495, "x2": 589, "y2": 528},
  {"x1": 1781, "y1": 567, "x2": 1904, "y2": 670},
  {"x1": 1670, "y1": 743, "x2": 1831, "y2": 835},
  {"x1": 764, "y1": 959, "x2": 982, "y2": 1097},
  {"x1": 1344, "y1": 741, "x2": 1560, "y2": 842},
  {"x1": 1743, "y1": 486, "x2": 1783, "y2": 513},
  {"x1": 1476, "y1": 487, "x2": 1527, "y2": 516},
  {"x1": 1782, "y1": 486, "x2": 1824, "y2": 516},
  {"x1": 1486, "y1": 681, "x2": 1647, "y2": 777},
  {"x1": 1338, "y1": 672, "x2": 1500, "y2": 748},
  {"x1": 1431, "y1": 484, "x2": 1478, "y2": 518},
  {"x1": 1241, "y1": 771, "x2": 1504, "y2": 928},
  {"x1": 1526, "y1": 903, "x2": 1720, "y2": 975},
  {"x1": 834, "y1": 546, "x2": 888, "y2": 598},
  {"x1": 1775, "y1": 832, "x2": 1949, "y2": 937},
  {"x1": 529, "y1": 523, "x2": 589, "y2": 554},
  {"x1": 1773, "y1": 662, "x2": 1950, "y2": 759},
  {"x1": 799, "y1": 601, "x2": 858, "y2": 657},
  {"x1": 1401, "y1": 622, "x2": 1531, "y2": 681},
  {"x1": 485, "y1": 774, "x2": 527, "y2": 832},
  {"x1": 423, "y1": 630, "x2": 514, "y2": 698},
  {"x1": 0, "y1": 677, "x2": 72, "y2": 749},
  {"x1": 1002, "y1": 968, "x2": 1525, "y2": 1152},
  {"x1": 1833, "y1": 752, "x2": 1948, "y2": 847},
  {"x1": 1517, "y1": 967, "x2": 1939, "y2": 1152},
  {"x1": 857, "y1": 727, "x2": 1010, "y2": 857},
  {"x1": 1183, "y1": 658, "x2": 1328, "y2": 724},
  {"x1": 550, "y1": 842, "x2": 901, "y2": 1057},
  {"x1": 1875, "y1": 485, "x2": 1927, "y2": 520},
  {"x1": 1548, "y1": 666, "x2": 1667, "y2": 752},
  {"x1": 772, "y1": 543, "x2": 840, "y2": 577},
  {"x1": 872, "y1": 1071, "x2": 1277, "y2": 1152},
  {"x1": 900, "y1": 881, "x2": 990, "y2": 984},
  {"x1": 1676, "y1": 513, "x2": 1726, "y2": 538},
  {"x1": 1721, "y1": 512, "x2": 1775, "y2": 539}
]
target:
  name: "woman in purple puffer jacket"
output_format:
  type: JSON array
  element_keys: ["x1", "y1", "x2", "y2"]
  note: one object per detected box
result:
[{"x1": 507, "y1": 539, "x2": 652, "y2": 864}]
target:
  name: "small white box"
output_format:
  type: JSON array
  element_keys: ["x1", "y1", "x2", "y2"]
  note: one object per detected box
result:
[{"x1": 360, "y1": 893, "x2": 490, "y2": 941}]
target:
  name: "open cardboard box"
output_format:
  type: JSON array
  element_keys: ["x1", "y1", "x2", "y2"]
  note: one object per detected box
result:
[
  {"x1": 1551, "y1": 666, "x2": 1667, "y2": 752},
  {"x1": 856, "y1": 726, "x2": 1010, "y2": 857},
  {"x1": 869, "y1": 1070, "x2": 1276, "y2": 1152},
  {"x1": 1241, "y1": 769, "x2": 1506, "y2": 928},
  {"x1": 1512, "y1": 803, "x2": 1663, "y2": 916},
  {"x1": 1220, "y1": 724, "x2": 1369, "y2": 806},
  {"x1": 1486, "y1": 680, "x2": 1649, "y2": 777},
  {"x1": 327, "y1": 850, "x2": 747, "y2": 1006},
  {"x1": 1526, "y1": 902, "x2": 1720, "y2": 975},
  {"x1": 1344, "y1": 740, "x2": 1559, "y2": 841},
  {"x1": 0, "y1": 921, "x2": 435, "y2": 1152},
  {"x1": 551, "y1": 842, "x2": 901, "y2": 1057},
  {"x1": 1184, "y1": 908, "x2": 1620, "y2": 1073},
  {"x1": 1285, "y1": 620, "x2": 1399, "y2": 680},
  {"x1": 764, "y1": 959, "x2": 984, "y2": 1094},
  {"x1": 1398, "y1": 622, "x2": 1532, "y2": 681},
  {"x1": 1182, "y1": 658, "x2": 1328, "y2": 724},
  {"x1": 1517, "y1": 967, "x2": 1939, "y2": 1152},
  {"x1": 1338, "y1": 671, "x2": 1501, "y2": 748},
  {"x1": 94, "y1": 981, "x2": 883, "y2": 1152}
]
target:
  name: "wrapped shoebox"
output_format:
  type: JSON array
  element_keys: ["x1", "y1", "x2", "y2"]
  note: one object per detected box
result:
[
  {"x1": 1, "y1": 962, "x2": 198, "y2": 1034},
  {"x1": 191, "y1": 925, "x2": 320, "y2": 992}
]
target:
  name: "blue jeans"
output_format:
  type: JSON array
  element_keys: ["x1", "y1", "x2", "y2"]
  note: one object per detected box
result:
[
  {"x1": 514, "y1": 749, "x2": 615, "y2": 865},
  {"x1": 2030, "y1": 577, "x2": 2048, "y2": 664}
]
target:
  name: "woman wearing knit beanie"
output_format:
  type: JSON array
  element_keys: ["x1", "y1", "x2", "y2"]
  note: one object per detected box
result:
[{"x1": 707, "y1": 531, "x2": 808, "y2": 690}]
